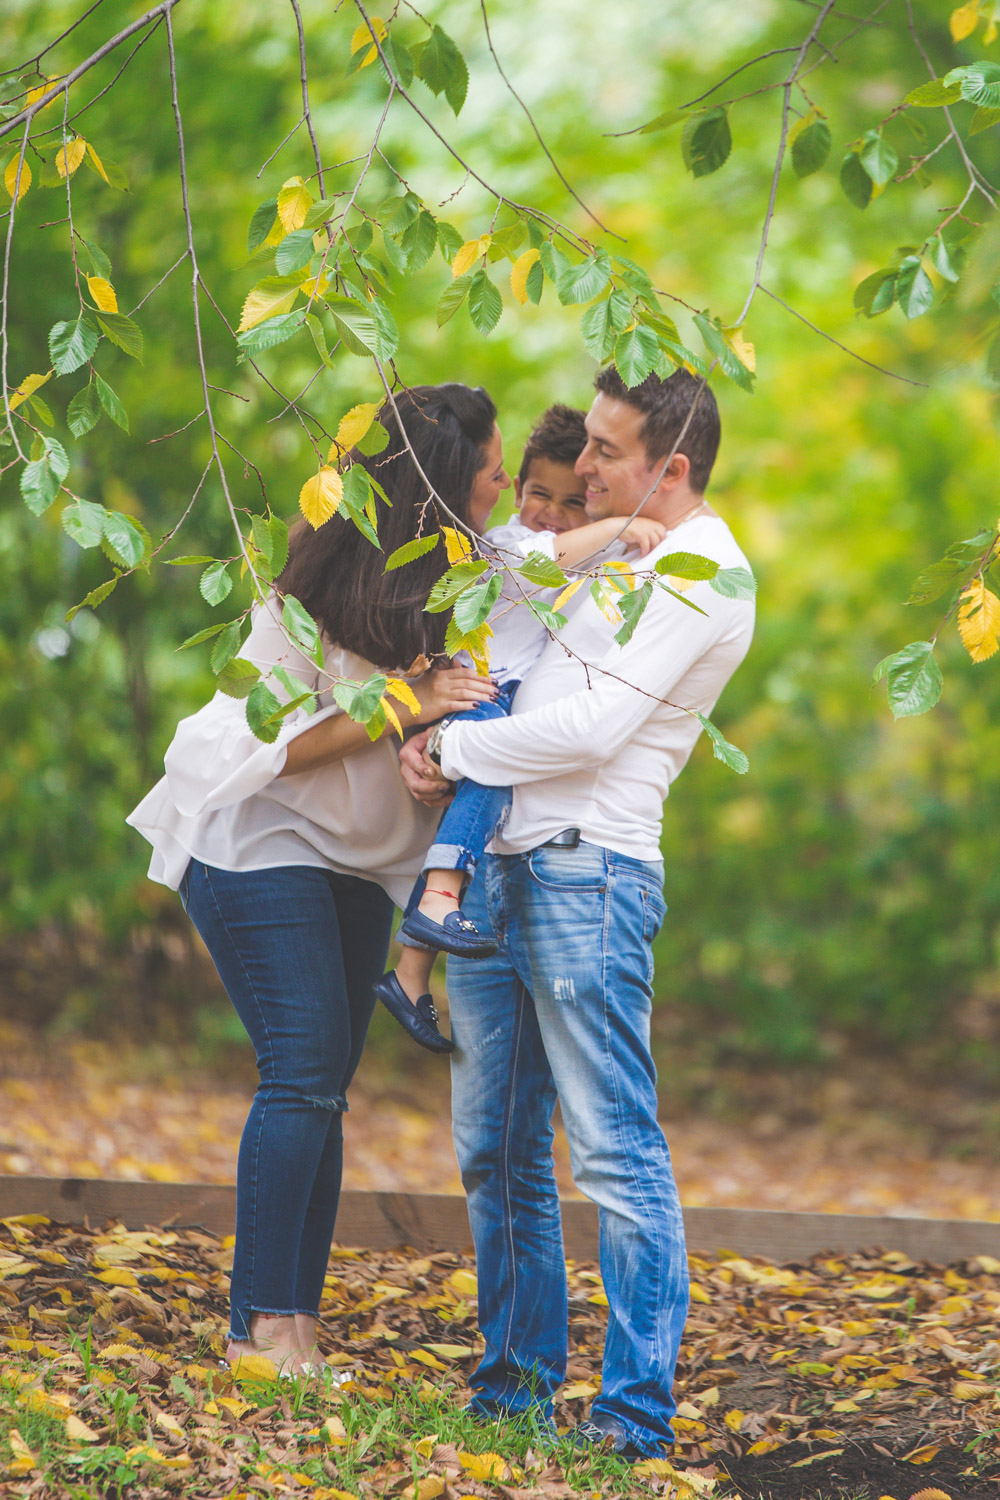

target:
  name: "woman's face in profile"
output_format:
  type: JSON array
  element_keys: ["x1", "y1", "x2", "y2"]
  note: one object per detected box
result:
[{"x1": 467, "y1": 424, "x2": 511, "y2": 534}]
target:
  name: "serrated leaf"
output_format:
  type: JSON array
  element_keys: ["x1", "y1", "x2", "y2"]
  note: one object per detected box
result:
[
  {"x1": 247, "y1": 197, "x2": 279, "y2": 254},
  {"x1": 696, "y1": 713, "x2": 750, "y2": 773},
  {"x1": 437, "y1": 273, "x2": 471, "y2": 326},
  {"x1": 8, "y1": 371, "x2": 52, "y2": 411},
  {"x1": 282, "y1": 594, "x2": 321, "y2": 655},
  {"x1": 210, "y1": 621, "x2": 243, "y2": 674},
  {"x1": 614, "y1": 581, "x2": 655, "y2": 644},
  {"x1": 711, "y1": 566, "x2": 757, "y2": 599},
  {"x1": 238, "y1": 281, "x2": 300, "y2": 334},
  {"x1": 517, "y1": 550, "x2": 568, "y2": 588},
  {"x1": 299, "y1": 467, "x2": 343, "y2": 528},
  {"x1": 894, "y1": 256, "x2": 934, "y2": 319},
  {"x1": 656, "y1": 551, "x2": 719, "y2": 581},
  {"x1": 236, "y1": 310, "x2": 304, "y2": 355},
  {"x1": 386, "y1": 534, "x2": 440, "y2": 570},
  {"x1": 906, "y1": 76, "x2": 963, "y2": 107},
  {"x1": 66, "y1": 575, "x2": 118, "y2": 620},
  {"x1": 859, "y1": 130, "x2": 898, "y2": 189},
  {"x1": 418, "y1": 24, "x2": 468, "y2": 115},
  {"x1": 326, "y1": 296, "x2": 380, "y2": 357},
  {"x1": 453, "y1": 237, "x2": 489, "y2": 278},
  {"x1": 614, "y1": 324, "x2": 659, "y2": 387},
  {"x1": 200, "y1": 561, "x2": 233, "y2": 605},
  {"x1": 694, "y1": 313, "x2": 755, "y2": 391},
  {"x1": 468, "y1": 269, "x2": 502, "y2": 335},
  {"x1": 103, "y1": 510, "x2": 147, "y2": 568},
  {"x1": 970, "y1": 104, "x2": 1000, "y2": 134},
  {"x1": 350, "y1": 15, "x2": 387, "y2": 66},
  {"x1": 277, "y1": 175, "x2": 314, "y2": 233},
  {"x1": 638, "y1": 107, "x2": 688, "y2": 134},
  {"x1": 216, "y1": 657, "x2": 260, "y2": 697},
  {"x1": 356, "y1": 418, "x2": 389, "y2": 456},
  {"x1": 84, "y1": 144, "x2": 128, "y2": 190},
  {"x1": 55, "y1": 137, "x2": 86, "y2": 178},
  {"x1": 557, "y1": 253, "x2": 611, "y2": 306},
  {"x1": 62, "y1": 499, "x2": 108, "y2": 549},
  {"x1": 49, "y1": 317, "x2": 98, "y2": 376},
  {"x1": 96, "y1": 311, "x2": 143, "y2": 361},
  {"x1": 873, "y1": 640, "x2": 943, "y2": 717},
  {"x1": 400, "y1": 209, "x2": 437, "y2": 271},
  {"x1": 510, "y1": 248, "x2": 541, "y2": 306},
  {"x1": 167, "y1": 554, "x2": 215, "y2": 566},
  {"x1": 268, "y1": 516, "x2": 289, "y2": 576},
  {"x1": 94, "y1": 372, "x2": 128, "y2": 432},
  {"x1": 4, "y1": 155, "x2": 30, "y2": 201},
  {"x1": 426, "y1": 560, "x2": 489, "y2": 612},
  {"x1": 958, "y1": 578, "x2": 1000, "y2": 661},
  {"x1": 453, "y1": 573, "x2": 502, "y2": 633},
  {"x1": 275, "y1": 227, "x2": 318, "y2": 276},
  {"x1": 178, "y1": 622, "x2": 228, "y2": 650},
  {"x1": 682, "y1": 107, "x2": 731, "y2": 177},
  {"x1": 947, "y1": 61, "x2": 1000, "y2": 109},
  {"x1": 853, "y1": 269, "x2": 896, "y2": 317},
  {"x1": 442, "y1": 526, "x2": 474, "y2": 564},
  {"x1": 791, "y1": 116, "x2": 831, "y2": 178},
  {"x1": 246, "y1": 680, "x2": 282, "y2": 742},
  {"x1": 332, "y1": 672, "x2": 387, "y2": 728},
  {"x1": 840, "y1": 151, "x2": 873, "y2": 209},
  {"x1": 907, "y1": 557, "x2": 966, "y2": 605},
  {"x1": 20, "y1": 457, "x2": 60, "y2": 516},
  {"x1": 86, "y1": 276, "x2": 118, "y2": 313},
  {"x1": 334, "y1": 402, "x2": 379, "y2": 456}
]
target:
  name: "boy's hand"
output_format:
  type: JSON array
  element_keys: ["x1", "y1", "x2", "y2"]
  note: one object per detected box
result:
[
  {"x1": 399, "y1": 731, "x2": 454, "y2": 807},
  {"x1": 619, "y1": 517, "x2": 669, "y2": 556}
]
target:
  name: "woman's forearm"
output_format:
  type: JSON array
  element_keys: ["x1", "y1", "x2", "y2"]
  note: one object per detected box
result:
[{"x1": 278, "y1": 711, "x2": 388, "y2": 777}]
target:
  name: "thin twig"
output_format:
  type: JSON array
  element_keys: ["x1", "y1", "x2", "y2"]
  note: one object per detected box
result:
[
  {"x1": 289, "y1": 0, "x2": 325, "y2": 197},
  {"x1": 257, "y1": 113, "x2": 305, "y2": 178},
  {"x1": 128, "y1": 250, "x2": 190, "y2": 315},
  {"x1": 0, "y1": 0, "x2": 109, "y2": 79},
  {"x1": 759, "y1": 285, "x2": 928, "y2": 387},
  {"x1": 1, "y1": 125, "x2": 32, "y2": 458}
]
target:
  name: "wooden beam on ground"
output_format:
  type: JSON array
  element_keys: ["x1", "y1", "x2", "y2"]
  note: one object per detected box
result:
[{"x1": 0, "y1": 1176, "x2": 997, "y2": 1263}]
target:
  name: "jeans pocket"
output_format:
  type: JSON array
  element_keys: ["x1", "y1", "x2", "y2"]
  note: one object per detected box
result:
[
  {"x1": 641, "y1": 886, "x2": 667, "y2": 944},
  {"x1": 527, "y1": 845, "x2": 607, "y2": 893}
]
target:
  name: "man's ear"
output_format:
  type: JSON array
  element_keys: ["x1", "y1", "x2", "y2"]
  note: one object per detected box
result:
[{"x1": 656, "y1": 452, "x2": 691, "y2": 492}]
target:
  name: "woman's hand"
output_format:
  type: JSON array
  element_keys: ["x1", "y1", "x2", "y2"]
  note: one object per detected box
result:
[{"x1": 411, "y1": 664, "x2": 497, "y2": 725}]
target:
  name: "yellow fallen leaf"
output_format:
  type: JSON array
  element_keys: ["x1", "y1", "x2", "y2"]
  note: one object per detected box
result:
[
  {"x1": 230, "y1": 1353, "x2": 279, "y2": 1382},
  {"x1": 973, "y1": 1255, "x2": 1000, "y2": 1274},
  {"x1": 746, "y1": 1438, "x2": 784, "y2": 1456},
  {"x1": 510, "y1": 247, "x2": 541, "y2": 305},
  {"x1": 562, "y1": 1380, "x2": 598, "y2": 1401},
  {"x1": 4, "y1": 157, "x2": 31, "y2": 202},
  {"x1": 100, "y1": 1343, "x2": 140, "y2": 1360},
  {"x1": 66, "y1": 1414, "x2": 100, "y2": 1442},
  {"x1": 790, "y1": 1449, "x2": 844, "y2": 1467},
  {"x1": 448, "y1": 1269, "x2": 478, "y2": 1298},
  {"x1": 20, "y1": 1386, "x2": 70, "y2": 1416},
  {"x1": 672, "y1": 1416, "x2": 707, "y2": 1435},
  {"x1": 452, "y1": 236, "x2": 490, "y2": 278},
  {"x1": 95, "y1": 1267, "x2": 139, "y2": 1287},
  {"x1": 55, "y1": 137, "x2": 86, "y2": 178},
  {"x1": 842, "y1": 1320, "x2": 875, "y2": 1336},
  {"x1": 724, "y1": 1407, "x2": 745, "y2": 1432},
  {"x1": 155, "y1": 1409, "x2": 185, "y2": 1436},
  {"x1": 832, "y1": 1399, "x2": 860, "y2": 1413},
  {"x1": 413, "y1": 1479, "x2": 445, "y2": 1500},
  {"x1": 86, "y1": 276, "x2": 118, "y2": 313},
  {"x1": 125, "y1": 1444, "x2": 168, "y2": 1464},
  {"x1": 459, "y1": 1452, "x2": 508, "y2": 1482},
  {"x1": 0, "y1": 1258, "x2": 30, "y2": 1281},
  {"x1": 9, "y1": 1428, "x2": 36, "y2": 1465},
  {"x1": 422, "y1": 1343, "x2": 475, "y2": 1360},
  {"x1": 952, "y1": 1379, "x2": 993, "y2": 1400},
  {"x1": 909, "y1": 1491, "x2": 953, "y2": 1500},
  {"x1": 324, "y1": 1414, "x2": 347, "y2": 1442},
  {"x1": 904, "y1": 1444, "x2": 941, "y2": 1464},
  {"x1": 587, "y1": 1290, "x2": 610, "y2": 1307},
  {"x1": 216, "y1": 1397, "x2": 251, "y2": 1417},
  {"x1": 699, "y1": 1385, "x2": 720, "y2": 1406},
  {"x1": 5, "y1": 1337, "x2": 33, "y2": 1351},
  {"x1": 299, "y1": 468, "x2": 344, "y2": 529},
  {"x1": 411, "y1": 1349, "x2": 448, "y2": 1372}
]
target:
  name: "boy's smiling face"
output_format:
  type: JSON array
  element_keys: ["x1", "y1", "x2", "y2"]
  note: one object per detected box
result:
[{"x1": 515, "y1": 456, "x2": 589, "y2": 535}]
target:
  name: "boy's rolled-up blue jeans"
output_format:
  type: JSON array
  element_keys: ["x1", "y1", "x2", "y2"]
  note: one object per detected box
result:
[{"x1": 447, "y1": 842, "x2": 688, "y2": 1456}]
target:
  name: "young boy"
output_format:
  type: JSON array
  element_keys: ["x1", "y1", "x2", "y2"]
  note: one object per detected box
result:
[{"x1": 374, "y1": 405, "x2": 666, "y2": 1052}]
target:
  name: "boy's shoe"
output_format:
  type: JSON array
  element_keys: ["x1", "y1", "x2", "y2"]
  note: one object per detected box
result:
[
  {"x1": 374, "y1": 971, "x2": 455, "y2": 1054},
  {"x1": 567, "y1": 1416, "x2": 645, "y2": 1463},
  {"x1": 398, "y1": 906, "x2": 498, "y2": 958}
]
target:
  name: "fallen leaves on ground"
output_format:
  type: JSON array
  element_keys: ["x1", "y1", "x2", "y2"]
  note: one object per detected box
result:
[
  {"x1": 0, "y1": 1215, "x2": 995, "y2": 1498},
  {"x1": 2, "y1": 1021, "x2": 1000, "y2": 1223}
]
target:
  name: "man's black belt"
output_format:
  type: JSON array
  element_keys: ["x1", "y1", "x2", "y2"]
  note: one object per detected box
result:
[{"x1": 540, "y1": 827, "x2": 581, "y2": 848}]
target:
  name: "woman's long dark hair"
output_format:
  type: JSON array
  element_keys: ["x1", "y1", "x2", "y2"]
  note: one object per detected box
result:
[{"x1": 277, "y1": 383, "x2": 497, "y2": 669}]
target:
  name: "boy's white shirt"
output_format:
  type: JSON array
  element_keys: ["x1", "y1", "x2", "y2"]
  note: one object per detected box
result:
[
  {"x1": 440, "y1": 511, "x2": 755, "y2": 863},
  {"x1": 477, "y1": 519, "x2": 560, "y2": 682}
]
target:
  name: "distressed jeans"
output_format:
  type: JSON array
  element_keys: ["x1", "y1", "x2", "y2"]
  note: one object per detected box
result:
[
  {"x1": 180, "y1": 859, "x2": 393, "y2": 1342},
  {"x1": 448, "y1": 842, "x2": 689, "y2": 1455}
]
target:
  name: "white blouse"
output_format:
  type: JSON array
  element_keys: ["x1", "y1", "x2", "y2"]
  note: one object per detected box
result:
[{"x1": 126, "y1": 597, "x2": 442, "y2": 907}]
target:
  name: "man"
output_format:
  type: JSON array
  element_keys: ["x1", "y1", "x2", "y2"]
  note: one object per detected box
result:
[{"x1": 399, "y1": 366, "x2": 755, "y2": 1459}]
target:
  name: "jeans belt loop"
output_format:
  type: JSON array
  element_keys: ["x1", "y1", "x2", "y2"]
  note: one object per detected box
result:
[{"x1": 541, "y1": 827, "x2": 581, "y2": 849}]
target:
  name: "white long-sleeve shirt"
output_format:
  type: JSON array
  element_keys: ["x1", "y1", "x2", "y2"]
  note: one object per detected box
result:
[
  {"x1": 439, "y1": 512, "x2": 755, "y2": 863},
  {"x1": 126, "y1": 597, "x2": 442, "y2": 906}
]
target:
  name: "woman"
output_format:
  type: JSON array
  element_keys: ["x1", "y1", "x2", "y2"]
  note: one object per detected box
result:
[{"x1": 128, "y1": 384, "x2": 509, "y2": 1376}]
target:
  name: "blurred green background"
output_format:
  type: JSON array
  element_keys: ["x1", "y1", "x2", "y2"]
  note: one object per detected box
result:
[{"x1": 4, "y1": 0, "x2": 1000, "y2": 1081}]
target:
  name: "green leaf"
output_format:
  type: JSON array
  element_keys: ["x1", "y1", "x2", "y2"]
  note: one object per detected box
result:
[
  {"x1": 94, "y1": 372, "x2": 129, "y2": 432},
  {"x1": 302, "y1": 198, "x2": 338, "y2": 231},
  {"x1": 526, "y1": 600, "x2": 567, "y2": 634},
  {"x1": 987, "y1": 330, "x2": 1000, "y2": 385},
  {"x1": 62, "y1": 499, "x2": 108, "y2": 549},
  {"x1": 931, "y1": 235, "x2": 961, "y2": 283},
  {"x1": 378, "y1": 35, "x2": 415, "y2": 89},
  {"x1": 696, "y1": 713, "x2": 750, "y2": 773},
  {"x1": 368, "y1": 296, "x2": 398, "y2": 361},
  {"x1": 711, "y1": 565, "x2": 757, "y2": 599},
  {"x1": 453, "y1": 573, "x2": 503, "y2": 632},
  {"x1": 946, "y1": 61, "x2": 1000, "y2": 109},
  {"x1": 67, "y1": 382, "x2": 100, "y2": 437},
  {"x1": 418, "y1": 25, "x2": 468, "y2": 115},
  {"x1": 791, "y1": 118, "x2": 831, "y2": 177},
  {"x1": 356, "y1": 418, "x2": 389, "y2": 456},
  {"x1": 216, "y1": 657, "x2": 260, "y2": 697},
  {"x1": 557, "y1": 252, "x2": 612, "y2": 307},
  {"x1": 271, "y1": 664, "x2": 316, "y2": 715},
  {"x1": 681, "y1": 107, "x2": 732, "y2": 177},
  {"x1": 400, "y1": 210, "x2": 438, "y2": 271},
  {"x1": 467, "y1": 269, "x2": 502, "y2": 335},
  {"x1": 340, "y1": 464, "x2": 381, "y2": 547},
  {"x1": 580, "y1": 297, "x2": 618, "y2": 362},
  {"x1": 840, "y1": 151, "x2": 873, "y2": 209},
  {"x1": 332, "y1": 672, "x2": 387, "y2": 728},
  {"x1": 538, "y1": 241, "x2": 570, "y2": 285},
  {"x1": 613, "y1": 324, "x2": 659, "y2": 387},
  {"x1": 200, "y1": 560, "x2": 233, "y2": 605},
  {"x1": 102, "y1": 510, "x2": 147, "y2": 568},
  {"x1": 859, "y1": 130, "x2": 898, "y2": 188},
  {"x1": 178, "y1": 622, "x2": 228, "y2": 650},
  {"x1": 873, "y1": 640, "x2": 943, "y2": 718},
  {"x1": 437, "y1": 272, "x2": 472, "y2": 326},
  {"x1": 853, "y1": 269, "x2": 896, "y2": 317},
  {"x1": 236, "y1": 310, "x2": 304, "y2": 353},
  {"x1": 66, "y1": 574, "x2": 118, "y2": 620},
  {"x1": 251, "y1": 514, "x2": 275, "y2": 566},
  {"x1": 326, "y1": 296, "x2": 380, "y2": 357},
  {"x1": 638, "y1": 107, "x2": 688, "y2": 134},
  {"x1": 268, "y1": 515, "x2": 290, "y2": 576},
  {"x1": 246, "y1": 680, "x2": 283, "y2": 742},
  {"x1": 82, "y1": 238, "x2": 112, "y2": 280},
  {"x1": 656, "y1": 551, "x2": 719, "y2": 580},
  {"x1": 96, "y1": 311, "x2": 143, "y2": 361},
  {"x1": 525, "y1": 259, "x2": 544, "y2": 304},
  {"x1": 425, "y1": 559, "x2": 489, "y2": 612},
  {"x1": 894, "y1": 256, "x2": 934, "y2": 319},
  {"x1": 49, "y1": 317, "x2": 98, "y2": 375},
  {"x1": 970, "y1": 104, "x2": 1000, "y2": 135},
  {"x1": 247, "y1": 197, "x2": 278, "y2": 254},
  {"x1": 905, "y1": 77, "x2": 963, "y2": 106},
  {"x1": 275, "y1": 227, "x2": 317, "y2": 275},
  {"x1": 436, "y1": 220, "x2": 464, "y2": 263},
  {"x1": 282, "y1": 594, "x2": 321, "y2": 655},
  {"x1": 693, "y1": 313, "x2": 755, "y2": 392},
  {"x1": 906, "y1": 558, "x2": 965, "y2": 605},
  {"x1": 166, "y1": 554, "x2": 215, "y2": 566},
  {"x1": 386, "y1": 535, "x2": 440, "y2": 570},
  {"x1": 210, "y1": 621, "x2": 243, "y2": 674},
  {"x1": 614, "y1": 581, "x2": 654, "y2": 645},
  {"x1": 516, "y1": 550, "x2": 569, "y2": 588},
  {"x1": 379, "y1": 192, "x2": 420, "y2": 234},
  {"x1": 27, "y1": 393, "x2": 54, "y2": 427},
  {"x1": 20, "y1": 455, "x2": 61, "y2": 516}
]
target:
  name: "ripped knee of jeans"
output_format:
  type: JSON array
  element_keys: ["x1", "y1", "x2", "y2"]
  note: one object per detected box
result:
[{"x1": 303, "y1": 1090, "x2": 348, "y2": 1113}]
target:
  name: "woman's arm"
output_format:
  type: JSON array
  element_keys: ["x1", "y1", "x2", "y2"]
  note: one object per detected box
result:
[{"x1": 279, "y1": 664, "x2": 496, "y2": 778}]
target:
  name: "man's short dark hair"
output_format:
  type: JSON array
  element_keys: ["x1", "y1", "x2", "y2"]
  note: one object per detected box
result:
[
  {"x1": 518, "y1": 404, "x2": 588, "y2": 485},
  {"x1": 593, "y1": 366, "x2": 721, "y2": 493}
]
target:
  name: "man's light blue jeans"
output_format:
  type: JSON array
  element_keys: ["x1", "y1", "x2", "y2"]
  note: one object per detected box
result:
[{"x1": 448, "y1": 841, "x2": 688, "y2": 1456}]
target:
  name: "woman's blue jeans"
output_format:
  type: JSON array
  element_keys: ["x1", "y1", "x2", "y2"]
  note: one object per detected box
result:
[{"x1": 180, "y1": 859, "x2": 393, "y2": 1342}]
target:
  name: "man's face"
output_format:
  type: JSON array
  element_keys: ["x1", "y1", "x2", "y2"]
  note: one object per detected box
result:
[
  {"x1": 515, "y1": 456, "x2": 589, "y2": 535},
  {"x1": 575, "y1": 392, "x2": 663, "y2": 520}
]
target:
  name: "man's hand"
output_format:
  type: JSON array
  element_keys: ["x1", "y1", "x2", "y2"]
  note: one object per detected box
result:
[{"x1": 399, "y1": 729, "x2": 455, "y2": 807}]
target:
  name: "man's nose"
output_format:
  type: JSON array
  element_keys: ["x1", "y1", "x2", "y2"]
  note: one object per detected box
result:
[{"x1": 575, "y1": 443, "x2": 595, "y2": 476}]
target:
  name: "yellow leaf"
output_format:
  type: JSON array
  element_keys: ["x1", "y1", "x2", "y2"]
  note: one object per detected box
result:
[
  {"x1": 746, "y1": 1438, "x2": 784, "y2": 1456},
  {"x1": 411, "y1": 1349, "x2": 448, "y2": 1371},
  {"x1": 552, "y1": 576, "x2": 585, "y2": 612},
  {"x1": 562, "y1": 1380, "x2": 598, "y2": 1400},
  {"x1": 100, "y1": 1342, "x2": 139, "y2": 1360},
  {"x1": 448, "y1": 1269, "x2": 478, "y2": 1298},
  {"x1": 230, "y1": 1353, "x2": 279, "y2": 1382},
  {"x1": 299, "y1": 271, "x2": 330, "y2": 299},
  {"x1": 459, "y1": 1452, "x2": 508, "y2": 1482},
  {"x1": 27, "y1": 78, "x2": 63, "y2": 111},
  {"x1": 300, "y1": 467, "x2": 344, "y2": 528},
  {"x1": 908, "y1": 1491, "x2": 954, "y2": 1500},
  {"x1": 216, "y1": 1396, "x2": 251, "y2": 1417},
  {"x1": 510, "y1": 248, "x2": 541, "y2": 305},
  {"x1": 788, "y1": 107, "x2": 820, "y2": 147},
  {"x1": 587, "y1": 1289, "x2": 610, "y2": 1307},
  {"x1": 95, "y1": 1267, "x2": 139, "y2": 1287},
  {"x1": 724, "y1": 1407, "x2": 745, "y2": 1432},
  {"x1": 958, "y1": 578, "x2": 1000, "y2": 662},
  {"x1": 66, "y1": 1415, "x2": 100, "y2": 1442},
  {"x1": 413, "y1": 1479, "x2": 445, "y2": 1500},
  {"x1": 699, "y1": 1385, "x2": 720, "y2": 1406},
  {"x1": 238, "y1": 282, "x2": 300, "y2": 332},
  {"x1": 333, "y1": 402, "x2": 379, "y2": 455},
  {"x1": 904, "y1": 1444, "x2": 941, "y2": 1464},
  {"x1": 603, "y1": 558, "x2": 636, "y2": 592},
  {"x1": 20, "y1": 1387, "x2": 70, "y2": 1416},
  {"x1": 155, "y1": 1410, "x2": 185, "y2": 1437},
  {"x1": 385, "y1": 678, "x2": 421, "y2": 717},
  {"x1": 381, "y1": 696, "x2": 404, "y2": 739},
  {"x1": 442, "y1": 525, "x2": 474, "y2": 564},
  {"x1": 953, "y1": 1379, "x2": 993, "y2": 1400},
  {"x1": 324, "y1": 1414, "x2": 347, "y2": 1441},
  {"x1": 723, "y1": 326, "x2": 756, "y2": 373},
  {"x1": 4, "y1": 157, "x2": 31, "y2": 202},
  {"x1": 350, "y1": 16, "x2": 387, "y2": 67},
  {"x1": 452, "y1": 236, "x2": 490, "y2": 278},
  {"x1": 86, "y1": 276, "x2": 118, "y2": 313},
  {"x1": 591, "y1": 584, "x2": 622, "y2": 625},
  {"x1": 4, "y1": 1336, "x2": 33, "y2": 1350},
  {"x1": 86, "y1": 142, "x2": 110, "y2": 184},
  {"x1": 277, "y1": 175, "x2": 314, "y2": 233},
  {"x1": 9, "y1": 371, "x2": 52, "y2": 410},
  {"x1": 9, "y1": 1428, "x2": 35, "y2": 1467},
  {"x1": 55, "y1": 137, "x2": 87, "y2": 178},
  {"x1": 125, "y1": 1444, "x2": 168, "y2": 1464},
  {"x1": 950, "y1": 0, "x2": 980, "y2": 40}
]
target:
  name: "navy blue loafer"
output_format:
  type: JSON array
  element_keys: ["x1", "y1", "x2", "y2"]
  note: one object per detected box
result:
[
  {"x1": 374, "y1": 971, "x2": 455, "y2": 1054},
  {"x1": 398, "y1": 906, "x2": 498, "y2": 959}
]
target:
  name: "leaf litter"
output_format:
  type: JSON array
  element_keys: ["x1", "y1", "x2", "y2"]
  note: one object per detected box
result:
[{"x1": 0, "y1": 1213, "x2": 996, "y2": 1498}]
